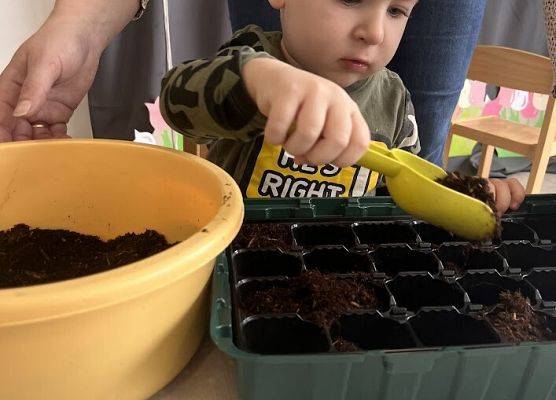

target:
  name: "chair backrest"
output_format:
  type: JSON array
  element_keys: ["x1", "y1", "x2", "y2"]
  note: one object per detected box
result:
[
  {"x1": 468, "y1": 46, "x2": 553, "y2": 95},
  {"x1": 465, "y1": 46, "x2": 556, "y2": 168}
]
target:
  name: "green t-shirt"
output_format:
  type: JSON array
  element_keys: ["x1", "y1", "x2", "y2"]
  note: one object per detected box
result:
[{"x1": 160, "y1": 25, "x2": 420, "y2": 197}]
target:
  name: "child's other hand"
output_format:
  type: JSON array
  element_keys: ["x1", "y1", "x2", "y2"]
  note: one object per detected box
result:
[
  {"x1": 488, "y1": 178, "x2": 525, "y2": 216},
  {"x1": 242, "y1": 58, "x2": 369, "y2": 167}
]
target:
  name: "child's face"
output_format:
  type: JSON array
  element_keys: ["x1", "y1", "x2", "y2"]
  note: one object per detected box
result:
[{"x1": 270, "y1": 0, "x2": 419, "y2": 87}]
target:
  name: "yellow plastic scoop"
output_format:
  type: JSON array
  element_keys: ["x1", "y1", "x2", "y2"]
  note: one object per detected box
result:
[{"x1": 357, "y1": 142, "x2": 497, "y2": 241}]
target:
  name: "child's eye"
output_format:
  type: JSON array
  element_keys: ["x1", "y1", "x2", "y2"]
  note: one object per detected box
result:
[
  {"x1": 342, "y1": 0, "x2": 361, "y2": 6},
  {"x1": 388, "y1": 6, "x2": 409, "y2": 18}
]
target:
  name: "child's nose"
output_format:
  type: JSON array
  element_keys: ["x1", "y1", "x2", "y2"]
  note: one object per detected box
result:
[{"x1": 354, "y1": 17, "x2": 385, "y2": 46}]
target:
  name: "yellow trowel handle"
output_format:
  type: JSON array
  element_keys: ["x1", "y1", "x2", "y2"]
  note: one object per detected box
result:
[{"x1": 357, "y1": 141, "x2": 403, "y2": 177}]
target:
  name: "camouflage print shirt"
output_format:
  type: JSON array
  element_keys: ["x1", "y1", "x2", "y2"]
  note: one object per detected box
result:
[{"x1": 160, "y1": 25, "x2": 420, "y2": 198}]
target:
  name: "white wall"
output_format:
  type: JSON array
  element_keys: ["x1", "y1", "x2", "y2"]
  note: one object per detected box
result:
[{"x1": 0, "y1": 0, "x2": 92, "y2": 138}]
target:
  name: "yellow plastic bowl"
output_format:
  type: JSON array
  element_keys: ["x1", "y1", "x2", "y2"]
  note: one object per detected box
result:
[{"x1": 0, "y1": 139, "x2": 243, "y2": 400}]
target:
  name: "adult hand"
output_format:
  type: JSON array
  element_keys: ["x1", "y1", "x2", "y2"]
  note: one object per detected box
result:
[{"x1": 0, "y1": 16, "x2": 102, "y2": 142}]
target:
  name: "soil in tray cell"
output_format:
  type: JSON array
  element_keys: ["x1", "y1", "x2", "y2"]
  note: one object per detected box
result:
[
  {"x1": 485, "y1": 291, "x2": 554, "y2": 344},
  {"x1": 240, "y1": 271, "x2": 384, "y2": 328},
  {"x1": 233, "y1": 223, "x2": 293, "y2": 250}
]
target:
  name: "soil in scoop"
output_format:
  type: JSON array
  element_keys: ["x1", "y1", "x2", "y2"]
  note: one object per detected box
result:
[
  {"x1": 241, "y1": 271, "x2": 379, "y2": 328},
  {"x1": 0, "y1": 224, "x2": 176, "y2": 289},
  {"x1": 233, "y1": 223, "x2": 292, "y2": 250},
  {"x1": 436, "y1": 172, "x2": 501, "y2": 238},
  {"x1": 485, "y1": 291, "x2": 554, "y2": 343}
]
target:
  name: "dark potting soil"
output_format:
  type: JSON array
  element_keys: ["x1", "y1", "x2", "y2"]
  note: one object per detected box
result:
[
  {"x1": 444, "y1": 261, "x2": 466, "y2": 277},
  {"x1": 486, "y1": 291, "x2": 553, "y2": 343},
  {"x1": 0, "y1": 224, "x2": 176, "y2": 289},
  {"x1": 333, "y1": 338, "x2": 361, "y2": 352},
  {"x1": 240, "y1": 271, "x2": 379, "y2": 328},
  {"x1": 436, "y1": 172, "x2": 501, "y2": 238},
  {"x1": 233, "y1": 223, "x2": 292, "y2": 250}
]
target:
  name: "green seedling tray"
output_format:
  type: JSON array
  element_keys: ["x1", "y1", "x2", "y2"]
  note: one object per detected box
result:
[{"x1": 211, "y1": 196, "x2": 556, "y2": 400}]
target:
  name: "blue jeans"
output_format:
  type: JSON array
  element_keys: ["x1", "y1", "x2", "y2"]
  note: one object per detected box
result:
[{"x1": 227, "y1": 0, "x2": 487, "y2": 165}]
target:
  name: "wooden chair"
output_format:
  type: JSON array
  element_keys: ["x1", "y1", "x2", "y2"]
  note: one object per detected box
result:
[
  {"x1": 444, "y1": 45, "x2": 555, "y2": 194},
  {"x1": 183, "y1": 140, "x2": 208, "y2": 158}
]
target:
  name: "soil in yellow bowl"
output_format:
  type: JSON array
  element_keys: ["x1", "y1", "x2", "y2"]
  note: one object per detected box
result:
[{"x1": 0, "y1": 224, "x2": 178, "y2": 288}]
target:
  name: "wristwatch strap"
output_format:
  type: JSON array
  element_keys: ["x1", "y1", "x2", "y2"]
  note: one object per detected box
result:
[{"x1": 133, "y1": 0, "x2": 150, "y2": 21}]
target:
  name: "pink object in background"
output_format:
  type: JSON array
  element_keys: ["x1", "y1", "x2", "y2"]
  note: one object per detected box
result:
[
  {"x1": 469, "y1": 81, "x2": 487, "y2": 106},
  {"x1": 482, "y1": 95, "x2": 503, "y2": 117},
  {"x1": 134, "y1": 97, "x2": 177, "y2": 148},
  {"x1": 145, "y1": 97, "x2": 168, "y2": 133},
  {"x1": 498, "y1": 87, "x2": 515, "y2": 108},
  {"x1": 521, "y1": 92, "x2": 539, "y2": 120},
  {"x1": 482, "y1": 87, "x2": 516, "y2": 117}
]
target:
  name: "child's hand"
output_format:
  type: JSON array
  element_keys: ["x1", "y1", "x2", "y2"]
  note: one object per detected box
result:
[
  {"x1": 488, "y1": 178, "x2": 525, "y2": 216},
  {"x1": 242, "y1": 58, "x2": 369, "y2": 167}
]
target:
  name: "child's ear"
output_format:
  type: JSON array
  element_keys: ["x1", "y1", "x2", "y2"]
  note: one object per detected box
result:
[{"x1": 268, "y1": 0, "x2": 286, "y2": 10}]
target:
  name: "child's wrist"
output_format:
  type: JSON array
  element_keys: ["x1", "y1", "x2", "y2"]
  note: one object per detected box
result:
[
  {"x1": 242, "y1": 58, "x2": 269, "y2": 103},
  {"x1": 243, "y1": 58, "x2": 285, "y2": 97}
]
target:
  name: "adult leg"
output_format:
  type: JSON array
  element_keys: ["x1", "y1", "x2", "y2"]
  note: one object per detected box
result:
[
  {"x1": 227, "y1": 0, "x2": 281, "y2": 31},
  {"x1": 388, "y1": 0, "x2": 487, "y2": 165}
]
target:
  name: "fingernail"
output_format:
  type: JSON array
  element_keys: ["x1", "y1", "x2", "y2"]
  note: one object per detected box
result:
[{"x1": 13, "y1": 100, "x2": 31, "y2": 117}]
